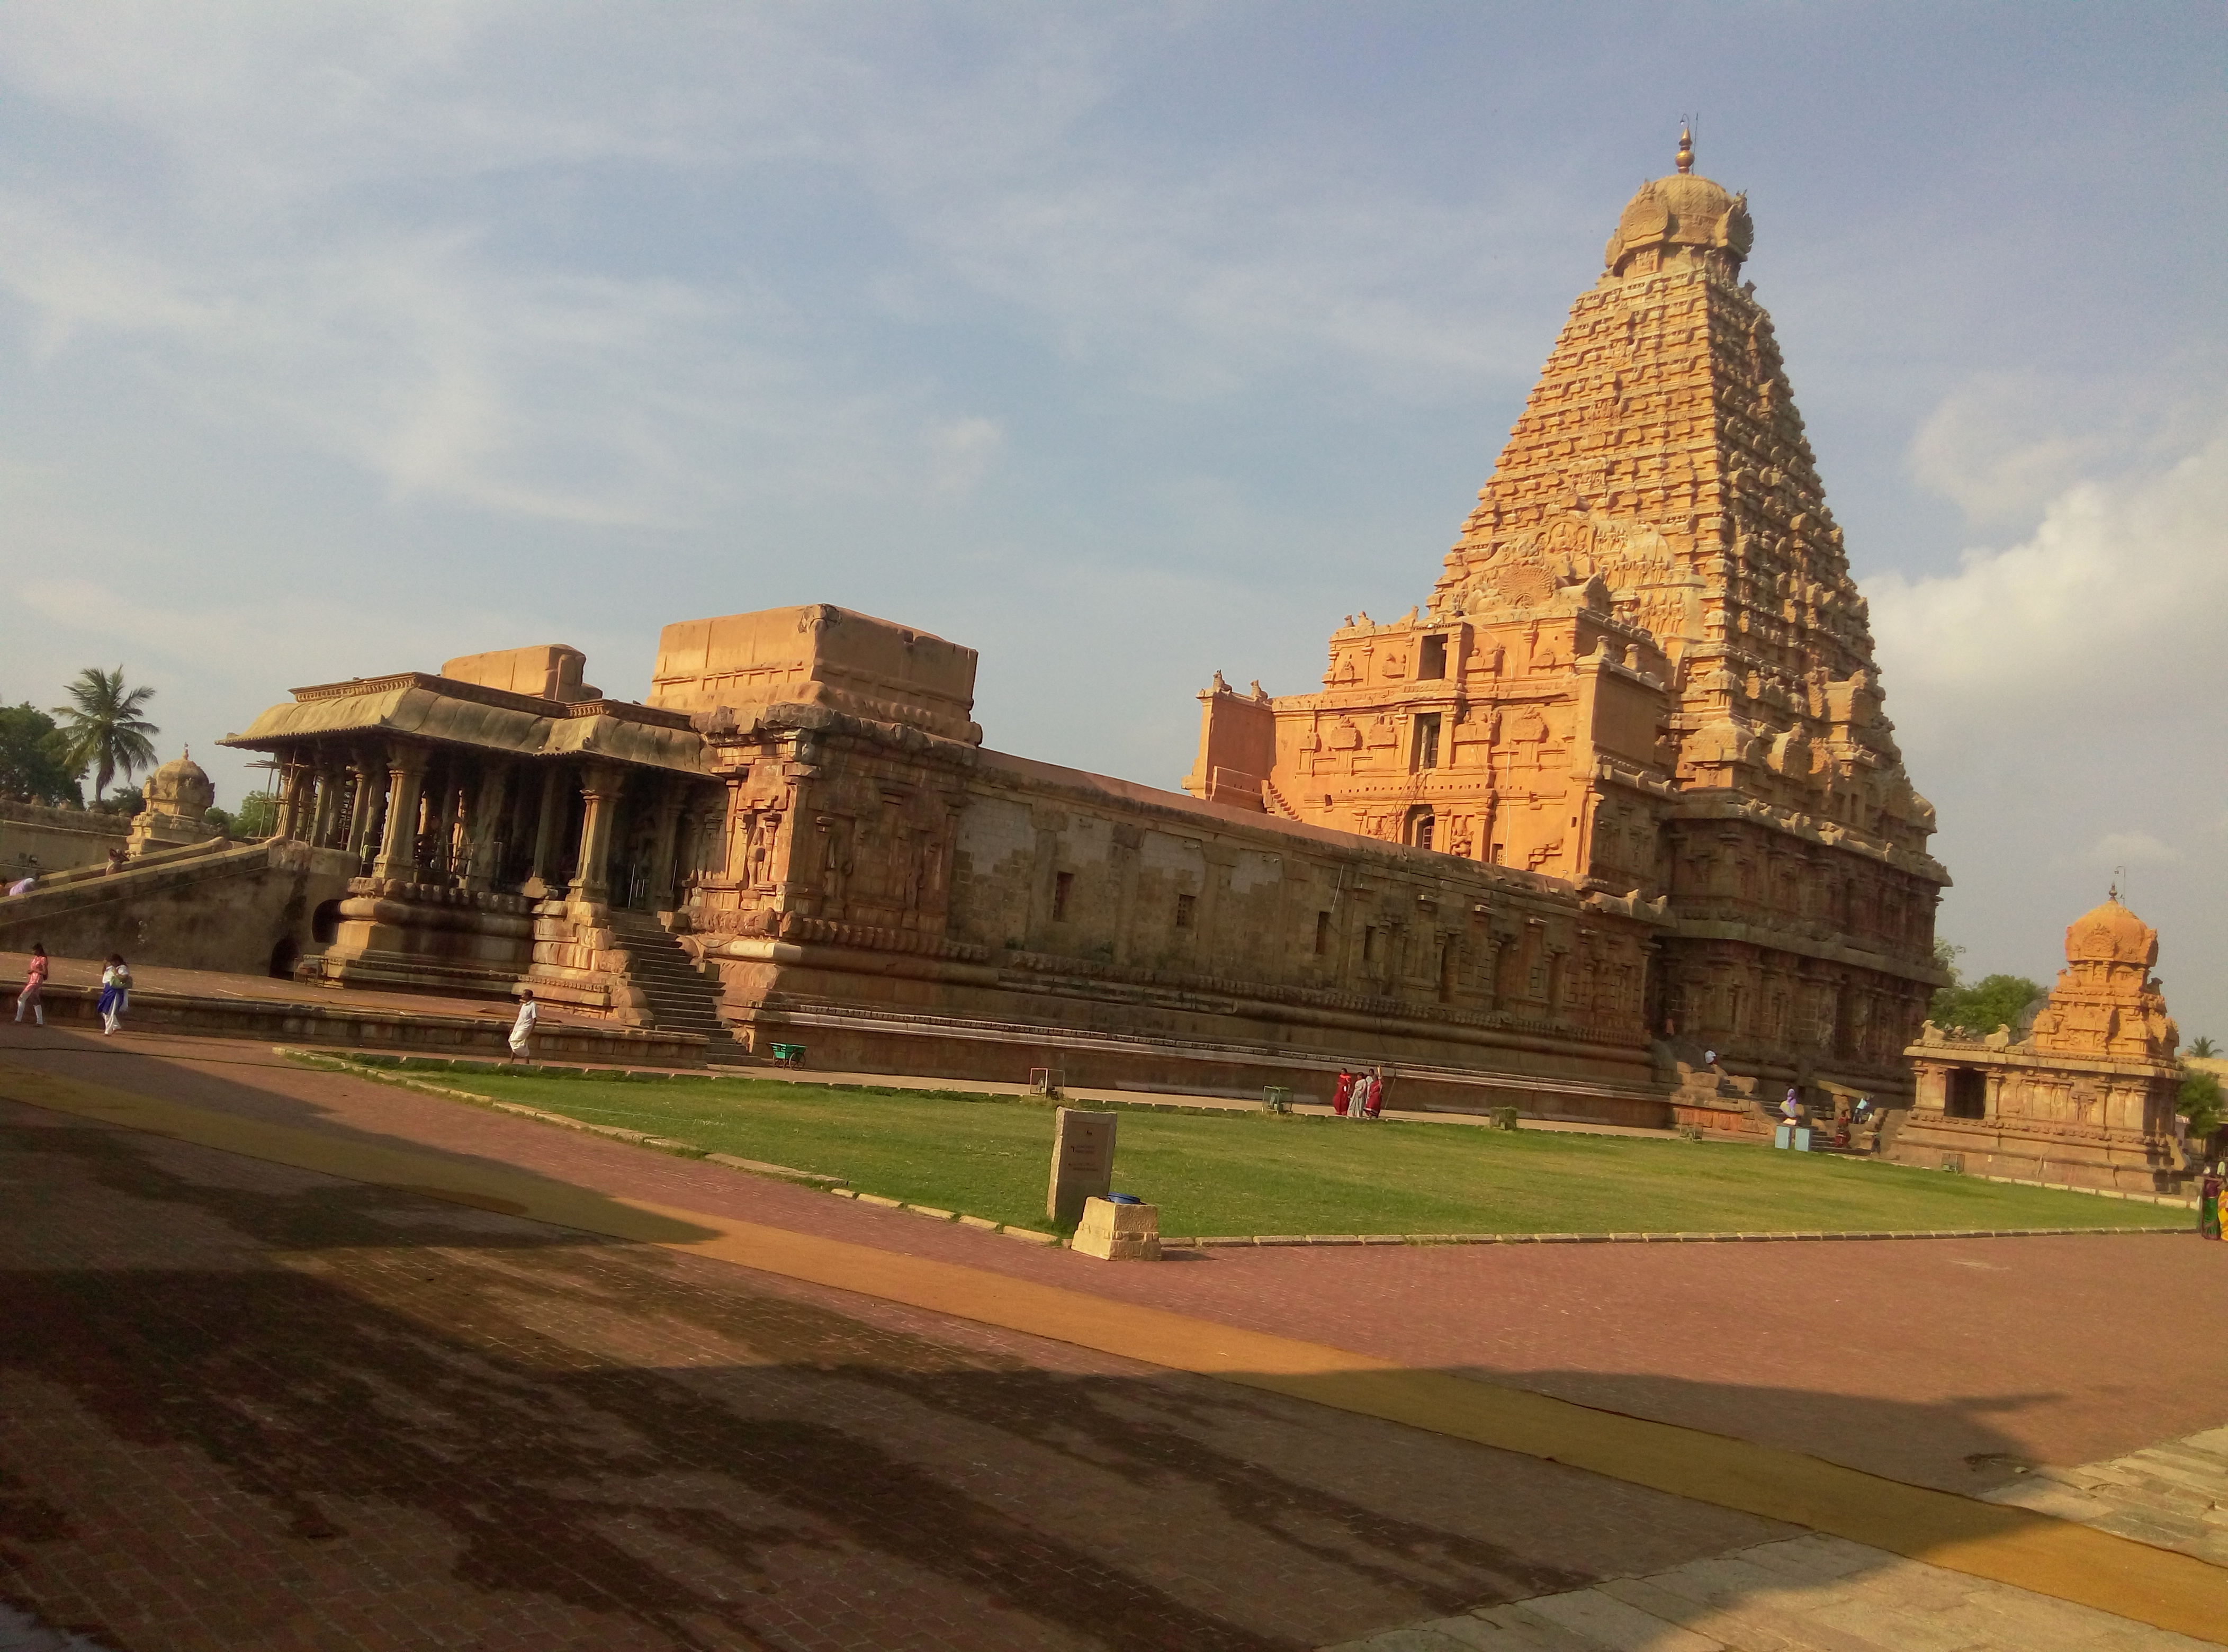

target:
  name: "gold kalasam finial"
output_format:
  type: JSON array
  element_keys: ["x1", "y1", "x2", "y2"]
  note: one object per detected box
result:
[{"x1": 1676, "y1": 125, "x2": 1694, "y2": 174}]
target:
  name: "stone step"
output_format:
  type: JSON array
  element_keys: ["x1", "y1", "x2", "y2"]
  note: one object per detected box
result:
[{"x1": 603, "y1": 915, "x2": 740, "y2": 1053}]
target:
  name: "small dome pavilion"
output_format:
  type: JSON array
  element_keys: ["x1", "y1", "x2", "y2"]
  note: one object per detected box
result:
[
  {"x1": 142, "y1": 750, "x2": 216, "y2": 821},
  {"x1": 127, "y1": 748, "x2": 223, "y2": 858}
]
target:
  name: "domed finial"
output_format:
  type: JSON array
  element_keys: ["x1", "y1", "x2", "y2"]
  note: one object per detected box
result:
[{"x1": 1675, "y1": 125, "x2": 1694, "y2": 175}]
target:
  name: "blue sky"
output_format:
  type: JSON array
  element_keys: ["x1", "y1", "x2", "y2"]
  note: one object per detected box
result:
[{"x1": 1, "y1": 3, "x2": 2223, "y2": 1030}]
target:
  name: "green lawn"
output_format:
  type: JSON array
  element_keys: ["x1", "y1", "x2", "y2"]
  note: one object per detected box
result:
[{"x1": 379, "y1": 1066, "x2": 2185, "y2": 1240}]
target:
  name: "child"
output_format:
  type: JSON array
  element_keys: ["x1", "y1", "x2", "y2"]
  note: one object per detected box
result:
[
  {"x1": 98, "y1": 954, "x2": 131, "y2": 1035},
  {"x1": 13, "y1": 943, "x2": 47, "y2": 1026}
]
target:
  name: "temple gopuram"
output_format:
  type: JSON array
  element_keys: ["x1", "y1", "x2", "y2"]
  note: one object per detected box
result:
[
  {"x1": 200, "y1": 136, "x2": 1944, "y2": 1123},
  {"x1": 1187, "y1": 130, "x2": 1948, "y2": 1111}
]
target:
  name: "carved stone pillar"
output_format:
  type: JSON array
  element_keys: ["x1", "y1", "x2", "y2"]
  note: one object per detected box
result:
[
  {"x1": 431, "y1": 766, "x2": 464, "y2": 880},
  {"x1": 464, "y1": 761, "x2": 510, "y2": 892},
  {"x1": 528, "y1": 765, "x2": 567, "y2": 887},
  {"x1": 371, "y1": 746, "x2": 430, "y2": 883},
  {"x1": 307, "y1": 758, "x2": 341, "y2": 847},
  {"x1": 569, "y1": 762, "x2": 624, "y2": 904},
  {"x1": 345, "y1": 753, "x2": 379, "y2": 858},
  {"x1": 273, "y1": 757, "x2": 315, "y2": 841},
  {"x1": 645, "y1": 779, "x2": 685, "y2": 911}
]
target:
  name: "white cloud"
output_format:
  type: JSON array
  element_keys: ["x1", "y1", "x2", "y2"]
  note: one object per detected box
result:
[
  {"x1": 1872, "y1": 417, "x2": 2228, "y2": 1034},
  {"x1": 1869, "y1": 425, "x2": 2228, "y2": 711},
  {"x1": 2092, "y1": 830, "x2": 2179, "y2": 867},
  {"x1": 1905, "y1": 371, "x2": 2220, "y2": 527}
]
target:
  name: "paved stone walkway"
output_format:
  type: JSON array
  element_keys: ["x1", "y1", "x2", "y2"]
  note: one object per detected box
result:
[
  {"x1": 1325, "y1": 1531, "x2": 2223, "y2": 1651},
  {"x1": 1982, "y1": 1426, "x2": 2228, "y2": 1567}
]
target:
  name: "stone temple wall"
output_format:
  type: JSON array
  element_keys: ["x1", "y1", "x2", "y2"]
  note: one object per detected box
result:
[
  {"x1": 680, "y1": 694, "x2": 1671, "y2": 1122},
  {"x1": 0, "y1": 800, "x2": 129, "y2": 883}
]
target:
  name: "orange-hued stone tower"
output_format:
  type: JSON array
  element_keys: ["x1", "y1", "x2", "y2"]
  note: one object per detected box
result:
[
  {"x1": 1187, "y1": 131, "x2": 1950, "y2": 1099},
  {"x1": 1897, "y1": 893, "x2": 2186, "y2": 1190}
]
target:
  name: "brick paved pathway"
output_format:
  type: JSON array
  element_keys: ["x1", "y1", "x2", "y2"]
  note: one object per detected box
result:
[
  {"x1": 0, "y1": 1090, "x2": 1781, "y2": 1651},
  {"x1": 6, "y1": 1030, "x2": 2220, "y2": 1493},
  {"x1": 3, "y1": 1029, "x2": 2224, "y2": 1650}
]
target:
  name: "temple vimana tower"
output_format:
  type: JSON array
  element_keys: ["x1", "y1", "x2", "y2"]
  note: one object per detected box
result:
[{"x1": 1187, "y1": 131, "x2": 1948, "y2": 1092}]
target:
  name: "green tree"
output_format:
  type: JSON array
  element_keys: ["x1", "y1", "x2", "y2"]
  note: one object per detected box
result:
[
  {"x1": 2190, "y1": 1035, "x2": 2220, "y2": 1059},
  {"x1": 1930, "y1": 971, "x2": 2046, "y2": 1040},
  {"x1": 0, "y1": 703, "x2": 82, "y2": 804},
  {"x1": 2180, "y1": 1070, "x2": 2224, "y2": 1145},
  {"x1": 233, "y1": 791, "x2": 281, "y2": 839},
  {"x1": 50, "y1": 666, "x2": 159, "y2": 802}
]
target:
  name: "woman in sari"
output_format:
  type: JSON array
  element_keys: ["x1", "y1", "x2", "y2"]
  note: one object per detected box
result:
[
  {"x1": 97, "y1": 954, "x2": 131, "y2": 1036},
  {"x1": 2200, "y1": 1163, "x2": 2223, "y2": 1242}
]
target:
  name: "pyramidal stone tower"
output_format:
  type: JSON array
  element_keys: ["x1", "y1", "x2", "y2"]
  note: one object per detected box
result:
[{"x1": 1188, "y1": 133, "x2": 1950, "y2": 1095}]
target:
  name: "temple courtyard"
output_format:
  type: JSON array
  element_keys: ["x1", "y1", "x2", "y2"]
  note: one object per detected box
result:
[{"x1": 0, "y1": 1024, "x2": 2222, "y2": 1651}]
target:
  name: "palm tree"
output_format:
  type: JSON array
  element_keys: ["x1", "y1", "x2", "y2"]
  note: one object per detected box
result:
[
  {"x1": 51, "y1": 666, "x2": 159, "y2": 802},
  {"x1": 2193, "y1": 1036, "x2": 2220, "y2": 1060}
]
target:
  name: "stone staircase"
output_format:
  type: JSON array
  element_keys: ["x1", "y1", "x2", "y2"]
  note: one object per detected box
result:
[{"x1": 608, "y1": 911, "x2": 743, "y2": 1061}]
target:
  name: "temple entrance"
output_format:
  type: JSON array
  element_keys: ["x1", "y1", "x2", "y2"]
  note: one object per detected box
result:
[{"x1": 1946, "y1": 1067, "x2": 1988, "y2": 1119}]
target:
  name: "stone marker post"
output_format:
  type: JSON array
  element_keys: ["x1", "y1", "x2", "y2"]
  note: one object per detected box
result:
[{"x1": 1047, "y1": 1107, "x2": 1116, "y2": 1227}]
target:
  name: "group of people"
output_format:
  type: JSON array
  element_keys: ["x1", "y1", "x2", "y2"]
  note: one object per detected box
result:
[
  {"x1": 10, "y1": 943, "x2": 134, "y2": 1035},
  {"x1": 1331, "y1": 1066, "x2": 1390, "y2": 1118}
]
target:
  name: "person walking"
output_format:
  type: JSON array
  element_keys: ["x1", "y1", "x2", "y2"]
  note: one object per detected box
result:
[
  {"x1": 508, "y1": 990, "x2": 538, "y2": 1062},
  {"x1": 1332, "y1": 1067, "x2": 1354, "y2": 1116},
  {"x1": 13, "y1": 944, "x2": 47, "y2": 1026},
  {"x1": 97, "y1": 954, "x2": 131, "y2": 1035},
  {"x1": 2200, "y1": 1162, "x2": 2223, "y2": 1242},
  {"x1": 1368, "y1": 1066, "x2": 1390, "y2": 1118}
]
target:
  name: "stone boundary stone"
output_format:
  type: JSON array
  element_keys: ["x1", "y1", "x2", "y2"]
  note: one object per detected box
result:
[{"x1": 1156, "y1": 1225, "x2": 2186, "y2": 1249}]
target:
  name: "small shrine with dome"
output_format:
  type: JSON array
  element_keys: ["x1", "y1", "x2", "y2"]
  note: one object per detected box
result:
[
  {"x1": 1897, "y1": 891, "x2": 2188, "y2": 1191},
  {"x1": 127, "y1": 749, "x2": 223, "y2": 858}
]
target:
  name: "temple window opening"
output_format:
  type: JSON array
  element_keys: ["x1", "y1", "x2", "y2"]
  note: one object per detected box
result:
[{"x1": 1412, "y1": 715, "x2": 1441, "y2": 771}]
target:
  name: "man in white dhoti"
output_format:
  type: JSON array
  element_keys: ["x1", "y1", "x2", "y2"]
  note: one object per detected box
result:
[{"x1": 509, "y1": 990, "x2": 538, "y2": 1062}]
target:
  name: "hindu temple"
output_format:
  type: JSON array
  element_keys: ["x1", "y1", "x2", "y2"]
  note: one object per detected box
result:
[{"x1": 5, "y1": 136, "x2": 1950, "y2": 1127}]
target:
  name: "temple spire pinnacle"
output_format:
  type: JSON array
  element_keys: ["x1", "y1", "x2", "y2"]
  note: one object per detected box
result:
[{"x1": 1675, "y1": 124, "x2": 1694, "y2": 175}]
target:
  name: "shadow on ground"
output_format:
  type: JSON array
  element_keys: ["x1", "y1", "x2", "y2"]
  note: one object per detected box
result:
[{"x1": 0, "y1": 1100, "x2": 2105, "y2": 1652}]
